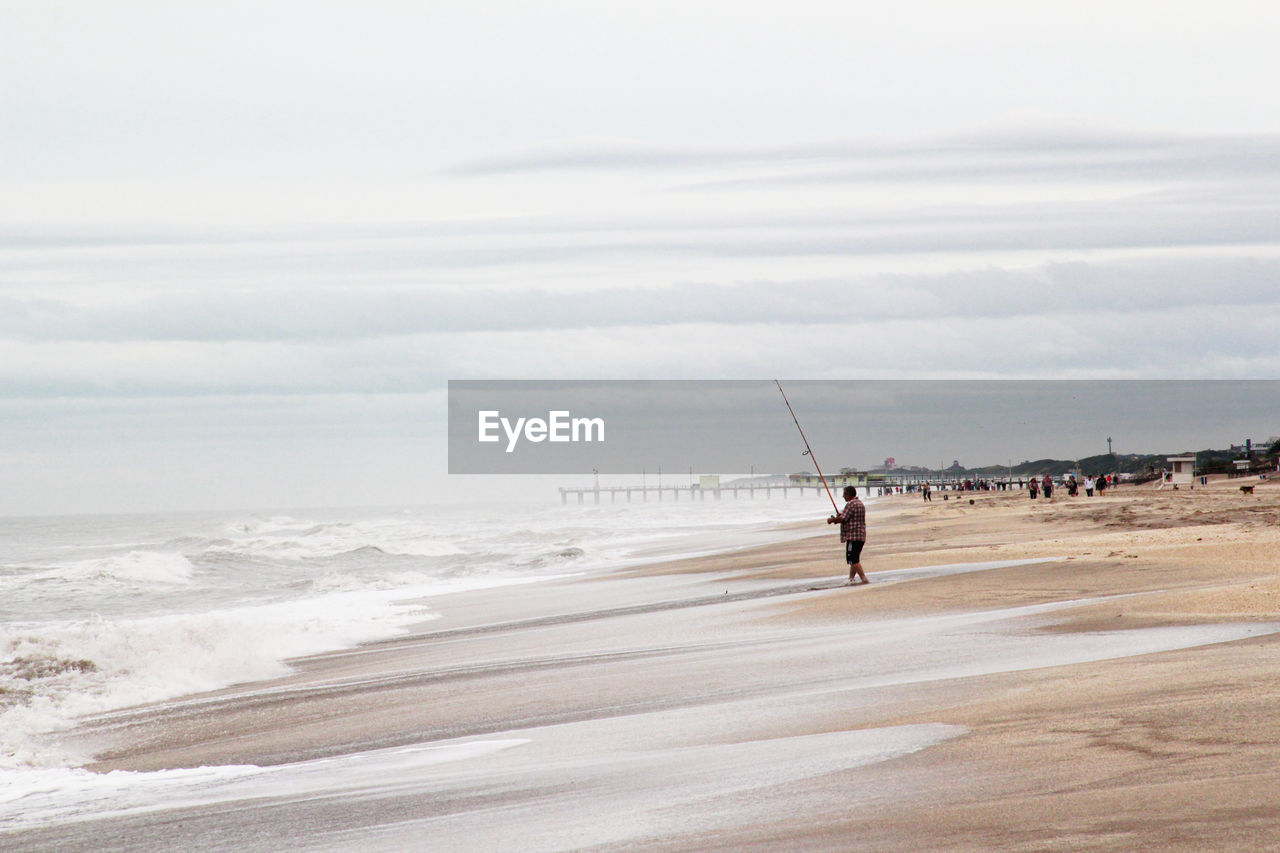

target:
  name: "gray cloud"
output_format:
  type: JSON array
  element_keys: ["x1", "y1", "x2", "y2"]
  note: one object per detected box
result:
[
  {"x1": 2, "y1": 299, "x2": 1277, "y2": 401},
  {"x1": 4, "y1": 188, "x2": 1280, "y2": 301},
  {"x1": 441, "y1": 131, "x2": 1280, "y2": 189},
  {"x1": 1, "y1": 256, "x2": 1276, "y2": 343},
  {"x1": 682, "y1": 139, "x2": 1280, "y2": 190},
  {"x1": 440, "y1": 129, "x2": 1192, "y2": 175}
]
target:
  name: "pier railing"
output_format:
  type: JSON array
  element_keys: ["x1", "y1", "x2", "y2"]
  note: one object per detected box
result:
[
  {"x1": 558, "y1": 484, "x2": 816, "y2": 504},
  {"x1": 558, "y1": 476, "x2": 1037, "y2": 504}
]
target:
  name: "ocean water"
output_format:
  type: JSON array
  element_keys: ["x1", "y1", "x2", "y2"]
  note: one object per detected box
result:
[{"x1": 0, "y1": 497, "x2": 826, "y2": 771}]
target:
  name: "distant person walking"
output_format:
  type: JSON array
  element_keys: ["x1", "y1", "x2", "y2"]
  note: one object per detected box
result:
[
  {"x1": 1029, "y1": 477, "x2": 1039, "y2": 499},
  {"x1": 922, "y1": 482, "x2": 932, "y2": 502},
  {"x1": 1085, "y1": 476, "x2": 1096, "y2": 497},
  {"x1": 1097, "y1": 474, "x2": 1108, "y2": 497},
  {"x1": 828, "y1": 485, "x2": 869, "y2": 585},
  {"x1": 1042, "y1": 474, "x2": 1054, "y2": 499}
]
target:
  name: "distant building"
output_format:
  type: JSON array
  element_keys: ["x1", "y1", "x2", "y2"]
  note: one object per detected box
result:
[
  {"x1": 790, "y1": 471, "x2": 867, "y2": 487},
  {"x1": 1166, "y1": 456, "x2": 1196, "y2": 487}
]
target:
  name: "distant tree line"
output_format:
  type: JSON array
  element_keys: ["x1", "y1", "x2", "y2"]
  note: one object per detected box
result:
[{"x1": 929, "y1": 437, "x2": 1278, "y2": 480}]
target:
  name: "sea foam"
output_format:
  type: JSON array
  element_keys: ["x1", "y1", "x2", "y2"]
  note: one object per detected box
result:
[
  {"x1": 0, "y1": 499, "x2": 827, "y2": 771},
  {"x1": 0, "y1": 589, "x2": 436, "y2": 768}
]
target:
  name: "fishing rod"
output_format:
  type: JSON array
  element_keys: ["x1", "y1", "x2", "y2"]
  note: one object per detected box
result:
[{"x1": 775, "y1": 380, "x2": 840, "y2": 514}]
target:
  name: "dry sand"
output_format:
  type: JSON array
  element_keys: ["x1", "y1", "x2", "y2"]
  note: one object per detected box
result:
[{"x1": 9, "y1": 476, "x2": 1280, "y2": 851}]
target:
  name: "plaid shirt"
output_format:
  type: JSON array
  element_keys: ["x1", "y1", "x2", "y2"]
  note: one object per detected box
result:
[{"x1": 838, "y1": 496, "x2": 866, "y2": 543}]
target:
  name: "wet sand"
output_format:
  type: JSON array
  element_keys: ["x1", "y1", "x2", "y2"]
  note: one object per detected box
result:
[{"x1": 7, "y1": 477, "x2": 1280, "y2": 851}]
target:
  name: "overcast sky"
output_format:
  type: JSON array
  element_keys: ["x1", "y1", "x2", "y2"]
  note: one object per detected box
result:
[{"x1": 2, "y1": 1, "x2": 1278, "y2": 514}]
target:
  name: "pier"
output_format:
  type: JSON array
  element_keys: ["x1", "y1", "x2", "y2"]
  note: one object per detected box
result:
[
  {"x1": 558, "y1": 484, "x2": 818, "y2": 504},
  {"x1": 559, "y1": 475, "x2": 1032, "y2": 504}
]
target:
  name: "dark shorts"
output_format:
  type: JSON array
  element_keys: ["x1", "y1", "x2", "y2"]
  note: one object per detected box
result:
[{"x1": 845, "y1": 539, "x2": 864, "y2": 564}]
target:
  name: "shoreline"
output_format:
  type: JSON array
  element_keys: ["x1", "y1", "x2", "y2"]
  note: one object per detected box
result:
[{"x1": 8, "y1": 479, "x2": 1280, "y2": 850}]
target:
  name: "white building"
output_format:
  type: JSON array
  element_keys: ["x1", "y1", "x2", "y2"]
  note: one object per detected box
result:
[{"x1": 1166, "y1": 456, "x2": 1197, "y2": 487}]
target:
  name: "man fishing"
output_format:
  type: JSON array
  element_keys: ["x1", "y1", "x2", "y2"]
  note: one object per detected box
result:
[
  {"x1": 774, "y1": 381, "x2": 869, "y2": 587},
  {"x1": 828, "y1": 485, "x2": 869, "y2": 585}
]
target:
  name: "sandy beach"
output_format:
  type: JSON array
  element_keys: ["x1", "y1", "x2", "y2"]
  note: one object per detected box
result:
[{"x1": 7, "y1": 477, "x2": 1280, "y2": 851}]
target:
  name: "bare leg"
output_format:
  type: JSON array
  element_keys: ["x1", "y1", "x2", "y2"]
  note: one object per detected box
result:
[{"x1": 848, "y1": 562, "x2": 869, "y2": 584}]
